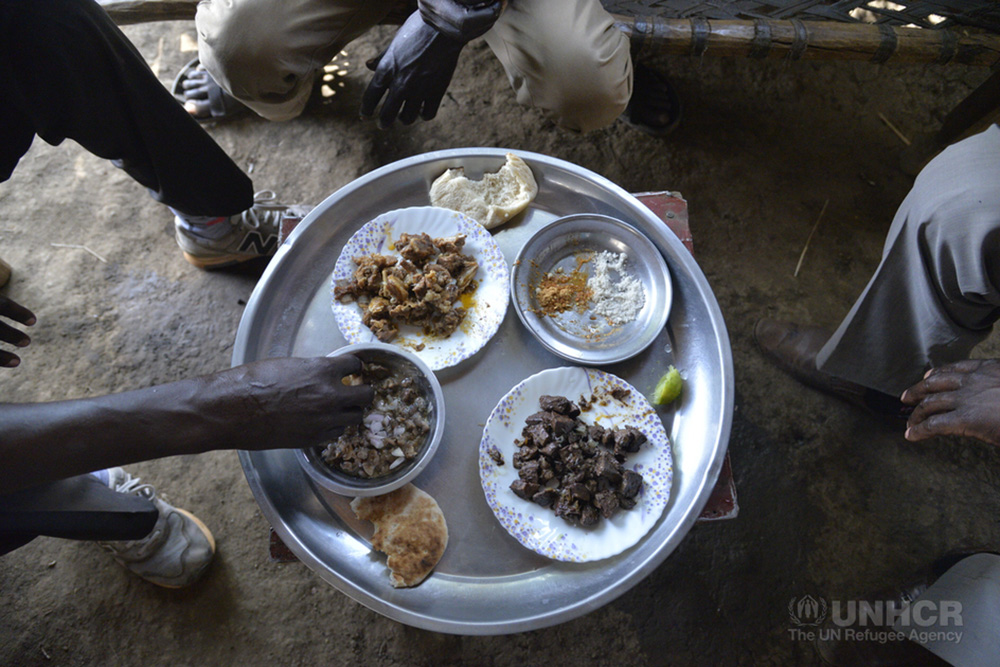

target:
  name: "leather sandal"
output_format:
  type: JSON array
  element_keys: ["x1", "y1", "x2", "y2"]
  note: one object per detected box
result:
[
  {"x1": 753, "y1": 318, "x2": 908, "y2": 417},
  {"x1": 171, "y1": 58, "x2": 247, "y2": 123},
  {"x1": 622, "y1": 62, "x2": 682, "y2": 137}
]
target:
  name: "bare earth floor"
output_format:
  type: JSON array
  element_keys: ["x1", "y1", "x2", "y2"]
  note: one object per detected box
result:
[{"x1": 2, "y1": 19, "x2": 999, "y2": 667}]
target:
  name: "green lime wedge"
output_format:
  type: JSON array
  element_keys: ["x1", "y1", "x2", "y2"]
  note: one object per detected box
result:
[{"x1": 652, "y1": 366, "x2": 683, "y2": 405}]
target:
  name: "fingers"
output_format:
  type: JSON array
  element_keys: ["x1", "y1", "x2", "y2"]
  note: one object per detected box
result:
[
  {"x1": 0, "y1": 349, "x2": 21, "y2": 368},
  {"x1": 420, "y1": 90, "x2": 445, "y2": 121},
  {"x1": 360, "y1": 78, "x2": 387, "y2": 120},
  {"x1": 0, "y1": 296, "x2": 36, "y2": 327},
  {"x1": 905, "y1": 412, "x2": 958, "y2": 442},
  {"x1": 378, "y1": 86, "x2": 407, "y2": 129},
  {"x1": 326, "y1": 352, "x2": 363, "y2": 377},
  {"x1": 906, "y1": 391, "x2": 956, "y2": 429},
  {"x1": 0, "y1": 320, "x2": 30, "y2": 348},
  {"x1": 0, "y1": 296, "x2": 34, "y2": 368},
  {"x1": 901, "y1": 371, "x2": 963, "y2": 405}
]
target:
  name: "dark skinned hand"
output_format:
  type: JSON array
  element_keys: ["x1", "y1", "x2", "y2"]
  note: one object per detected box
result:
[
  {"x1": 417, "y1": 0, "x2": 504, "y2": 42},
  {"x1": 360, "y1": 11, "x2": 465, "y2": 128},
  {"x1": 0, "y1": 295, "x2": 35, "y2": 368},
  {"x1": 901, "y1": 359, "x2": 1000, "y2": 446},
  {"x1": 216, "y1": 355, "x2": 374, "y2": 450}
]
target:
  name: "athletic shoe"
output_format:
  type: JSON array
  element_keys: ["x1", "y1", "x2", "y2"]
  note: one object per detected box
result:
[
  {"x1": 174, "y1": 190, "x2": 310, "y2": 269},
  {"x1": 97, "y1": 468, "x2": 216, "y2": 588}
]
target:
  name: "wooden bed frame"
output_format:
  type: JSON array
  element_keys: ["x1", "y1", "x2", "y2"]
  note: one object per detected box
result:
[{"x1": 96, "y1": 0, "x2": 1000, "y2": 151}]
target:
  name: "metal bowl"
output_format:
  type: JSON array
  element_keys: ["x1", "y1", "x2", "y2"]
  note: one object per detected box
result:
[
  {"x1": 510, "y1": 213, "x2": 672, "y2": 365},
  {"x1": 295, "y1": 342, "x2": 446, "y2": 497}
]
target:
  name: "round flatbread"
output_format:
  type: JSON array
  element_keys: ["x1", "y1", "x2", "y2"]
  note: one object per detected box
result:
[
  {"x1": 350, "y1": 484, "x2": 448, "y2": 588},
  {"x1": 429, "y1": 152, "x2": 538, "y2": 229}
]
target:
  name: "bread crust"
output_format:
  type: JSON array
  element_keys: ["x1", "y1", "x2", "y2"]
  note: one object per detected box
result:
[
  {"x1": 429, "y1": 152, "x2": 538, "y2": 229},
  {"x1": 351, "y1": 484, "x2": 448, "y2": 588}
]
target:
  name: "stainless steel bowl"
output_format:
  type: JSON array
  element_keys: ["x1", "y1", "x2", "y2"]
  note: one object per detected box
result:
[
  {"x1": 510, "y1": 213, "x2": 672, "y2": 365},
  {"x1": 296, "y1": 342, "x2": 445, "y2": 497}
]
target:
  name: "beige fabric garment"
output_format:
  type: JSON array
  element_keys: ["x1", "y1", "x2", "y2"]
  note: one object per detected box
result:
[{"x1": 195, "y1": 0, "x2": 632, "y2": 130}]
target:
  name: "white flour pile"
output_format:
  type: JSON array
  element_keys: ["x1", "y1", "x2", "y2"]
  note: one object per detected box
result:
[{"x1": 587, "y1": 251, "x2": 645, "y2": 325}]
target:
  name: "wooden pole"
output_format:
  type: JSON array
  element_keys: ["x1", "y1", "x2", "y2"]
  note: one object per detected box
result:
[{"x1": 615, "y1": 16, "x2": 1000, "y2": 67}]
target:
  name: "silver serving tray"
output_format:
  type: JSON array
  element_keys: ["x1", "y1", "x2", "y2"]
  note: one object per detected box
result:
[{"x1": 233, "y1": 148, "x2": 733, "y2": 635}]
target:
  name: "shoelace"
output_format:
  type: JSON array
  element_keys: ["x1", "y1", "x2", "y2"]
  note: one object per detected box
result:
[
  {"x1": 239, "y1": 190, "x2": 289, "y2": 230},
  {"x1": 101, "y1": 474, "x2": 162, "y2": 558},
  {"x1": 113, "y1": 473, "x2": 156, "y2": 501}
]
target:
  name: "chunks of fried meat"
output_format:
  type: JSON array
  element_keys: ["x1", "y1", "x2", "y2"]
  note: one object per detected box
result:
[{"x1": 335, "y1": 233, "x2": 479, "y2": 343}]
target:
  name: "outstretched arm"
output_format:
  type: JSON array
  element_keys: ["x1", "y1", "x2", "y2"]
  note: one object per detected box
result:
[
  {"x1": 0, "y1": 356, "x2": 372, "y2": 495},
  {"x1": 901, "y1": 359, "x2": 1000, "y2": 446}
]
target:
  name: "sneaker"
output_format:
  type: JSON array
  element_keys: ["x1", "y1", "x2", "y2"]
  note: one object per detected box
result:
[
  {"x1": 97, "y1": 468, "x2": 216, "y2": 588},
  {"x1": 174, "y1": 190, "x2": 310, "y2": 269}
]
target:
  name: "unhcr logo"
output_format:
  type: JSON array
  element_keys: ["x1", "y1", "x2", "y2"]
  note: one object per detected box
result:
[
  {"x1": 787, "y1": 595, "x2": 964, "y2": 645},
  {"x1": 788, "y1": 595, "x2": 828, "y2": 627}
]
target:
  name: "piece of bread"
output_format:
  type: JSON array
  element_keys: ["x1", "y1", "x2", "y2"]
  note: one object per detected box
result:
[
  {"x1": 350, "y1": 484, "x2": 448, "y2": 588},
  {"x1": 429, "y1": 152, "x2": 538, "y2": 229}
]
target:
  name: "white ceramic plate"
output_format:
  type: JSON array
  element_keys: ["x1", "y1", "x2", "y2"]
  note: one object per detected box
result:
[
  {"x1": 331, "y1": 206, "x2": 509, "y2": 371},
  {"x1": 479, "y1": 366, "x2": 673, "y2": 562}
]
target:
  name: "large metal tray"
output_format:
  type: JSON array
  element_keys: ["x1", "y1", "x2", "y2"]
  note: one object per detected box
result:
[{"x1": 233, "y1": 148, "x2": 734, "y2": 635}]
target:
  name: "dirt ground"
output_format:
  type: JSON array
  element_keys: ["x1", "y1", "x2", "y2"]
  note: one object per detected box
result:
[{"x1": 2, "y1": 17, "x2": 1000, "y2": 667}]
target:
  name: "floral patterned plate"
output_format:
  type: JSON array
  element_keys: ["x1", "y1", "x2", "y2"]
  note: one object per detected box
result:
[
  {"x1": 479, "y1": 366, "x2": 673, "y2": 562},
  {"x1": 330, "y1": 206, "x2": 509, "y2": 371}
]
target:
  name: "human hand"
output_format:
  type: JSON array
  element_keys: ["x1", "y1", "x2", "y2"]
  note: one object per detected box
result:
[
  {"x1": 0, "y1": 295, "x2": 36, "y2": 368},
  {"x1": 217, "y1": 355, "x2": 373, "y2": 450},
  {"x1": 417, "y1": 0, "x2": 504, "y2": 42},
  {"x1": 901, "y1": 359, "x2": 1000, "y2": 446},
  {"x1": 360, "y1": 11, "x2": 465, "y2": 128}
]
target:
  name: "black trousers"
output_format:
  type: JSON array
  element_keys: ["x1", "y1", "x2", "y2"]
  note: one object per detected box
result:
[
  {"x1": 0, "y1": 475, "x2": 158, "y2": 555},
  {"x1": 0, "y1": 0, "x2": 253, "y2": 216}
]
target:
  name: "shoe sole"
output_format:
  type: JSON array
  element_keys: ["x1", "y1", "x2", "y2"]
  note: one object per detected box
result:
[
  {"x1": 181, "y1": 250, "x2": 247, "y2": 271},
  {"x1": 150, "y1": 508, "x2": 217, "y2": 589}
]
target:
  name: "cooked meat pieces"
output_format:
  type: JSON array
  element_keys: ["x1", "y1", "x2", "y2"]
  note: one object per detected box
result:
[
  {"x1": 509, "y1": 394, "x2": 646, "y2": 527},
  {"x1": 320, "y1": 362, "x2": 431, "y2": 479},
  {"x1": 335, "y1": 233, "x2": 479, "y2": 342}
]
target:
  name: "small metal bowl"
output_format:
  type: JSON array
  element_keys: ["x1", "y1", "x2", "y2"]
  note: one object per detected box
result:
[
  {"x1": 510, "y1": 214, "x2": 672, "y2": 365},
  {"x1": 296, "y1": 342, "x2": 445, "y2": 497}
]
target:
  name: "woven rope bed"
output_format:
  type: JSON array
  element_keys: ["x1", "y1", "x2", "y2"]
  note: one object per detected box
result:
[{"x1": 98, "y1": 0, "x2": 1000, "y2": 145}]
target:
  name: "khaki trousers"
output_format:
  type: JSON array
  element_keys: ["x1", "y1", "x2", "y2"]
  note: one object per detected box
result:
[{"x1": 195, "y1": 0, "x2": 631, "y2": 131}]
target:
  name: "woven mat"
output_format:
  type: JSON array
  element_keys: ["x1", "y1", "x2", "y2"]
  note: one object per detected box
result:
[{"x1": 601, "y1": 0, "x2": 1000, "y2": 31}]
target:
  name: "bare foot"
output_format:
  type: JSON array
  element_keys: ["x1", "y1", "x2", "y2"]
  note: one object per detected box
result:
[{"x1": 901, "y1": 359, "x2": 1000, "y2": 446}]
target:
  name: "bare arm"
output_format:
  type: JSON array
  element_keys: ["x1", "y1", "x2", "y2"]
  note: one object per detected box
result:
[{"x1": 0, "y1": 356, "x2": 372, "y2": 495}]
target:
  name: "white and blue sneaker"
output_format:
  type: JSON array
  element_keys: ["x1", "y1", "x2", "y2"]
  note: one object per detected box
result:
[
  {"x1": 174, "y1": 190, "x2": 310, "y2": 269},
  {"x1": 97, "y1": 468, "x2": 216, "y2": 588}
]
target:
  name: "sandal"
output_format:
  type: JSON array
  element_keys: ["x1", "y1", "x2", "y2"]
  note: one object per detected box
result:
[
  {"x1": 171, "y1": 58, "x2": 247, "y2": 123},
  {"x1": 623, "y1": 63, "x2": 682, "y2": 137}
]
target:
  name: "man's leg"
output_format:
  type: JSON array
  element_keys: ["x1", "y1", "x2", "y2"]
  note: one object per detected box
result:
[
  {"x1": 483, "y1": 0, "x2": 633, "y2": 133},
  {"x1": 756, "y1": 125, "x2": 1000, "y2": 411},
  {"x1": 0, "y1": 469, "x2": 216, "y2": 588},
  {"x1": 895, "y1": 553, "x2": 1000, "y2": 664},
  {"x1": 817, "y1": 124, "x2": 1000, "y2": 396},
  {"x1": 0, "y1": 474, "x2": 157, "y2": 554},
  {"x1": 196, "y1": 0, "x2": 398, "y2": 122},
  {"x1": 0, "y1": 0, "x2": 253, "y2": 217}
]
